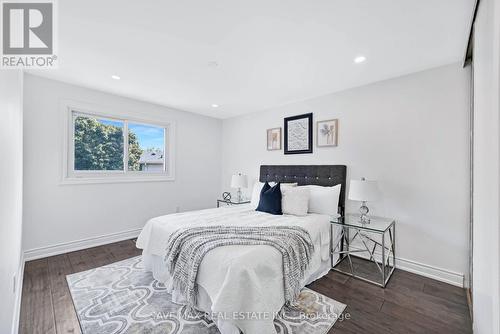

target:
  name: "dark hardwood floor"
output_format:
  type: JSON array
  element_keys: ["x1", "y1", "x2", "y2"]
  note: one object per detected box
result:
[{"x1": 19, "y1": 239, "x2": 472, "y2": 334}]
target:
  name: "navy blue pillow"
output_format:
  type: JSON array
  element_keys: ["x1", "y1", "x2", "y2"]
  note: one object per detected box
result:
[{"x1": 256, "y1": 182, "x2": 283, "y2": 215}]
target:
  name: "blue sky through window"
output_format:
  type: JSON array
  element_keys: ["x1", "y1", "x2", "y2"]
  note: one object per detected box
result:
[
  {"x1": 97, "y1": 119, "x2": 164, "y2": 151},
  {"x1": 129, "y1": 123, "x2": 165, "y2": 151},
  {"x1": 99, "y1": 119, "x2": 123, "y2": 128}
]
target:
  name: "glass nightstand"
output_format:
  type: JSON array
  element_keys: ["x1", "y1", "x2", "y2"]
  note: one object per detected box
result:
[
  {"x1": 217, "y1": 199, "x2": 251, "y2": 207},
  {"x1": 330, "y1": 214, "x2": 396, "y2": 287}
]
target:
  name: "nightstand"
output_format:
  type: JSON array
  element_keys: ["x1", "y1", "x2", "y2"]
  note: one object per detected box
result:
[
  {"x1": 330, "y1": 213, "x2": 396, "y2": 287},
  {"x1": 217, "y1": 199, "x2": 251, "y2": 208}
]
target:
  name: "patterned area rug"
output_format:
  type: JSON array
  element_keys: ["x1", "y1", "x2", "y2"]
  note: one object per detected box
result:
[{"x1": 67, "y1": 256, "x2": 346, "y2": 334}]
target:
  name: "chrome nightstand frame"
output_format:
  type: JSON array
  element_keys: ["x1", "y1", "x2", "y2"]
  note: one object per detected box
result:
[
  {"x1": 216, "y1": 199, "x2": 251, "y2": 208},
  {"x1": 330, "y1": 216, "x2": 396, "y2": 288}
]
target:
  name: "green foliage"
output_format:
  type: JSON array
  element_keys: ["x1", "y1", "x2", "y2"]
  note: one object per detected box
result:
[
  {"x1": 128, "y1": 131, "x2": 143, "y2": 171},
  {"x1": 74, "y1": 117, "x2": 141, "y2": 170}
]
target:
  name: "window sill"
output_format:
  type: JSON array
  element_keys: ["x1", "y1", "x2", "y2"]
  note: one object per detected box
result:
[{"x1": 60, "y1": 175, "x2": 175, "y2": 185}]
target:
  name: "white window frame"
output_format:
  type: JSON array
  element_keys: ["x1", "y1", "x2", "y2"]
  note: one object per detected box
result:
[{"x1": 61, "y1": 101, "x2": 175, "y2": 184}]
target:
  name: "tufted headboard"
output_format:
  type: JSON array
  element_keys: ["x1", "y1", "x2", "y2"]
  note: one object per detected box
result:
[{"x1": 259, "y1": 165, "x2": 347, "y2": 215}]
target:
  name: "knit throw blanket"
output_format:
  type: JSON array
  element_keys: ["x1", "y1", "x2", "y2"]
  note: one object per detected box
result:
[{"x1": 163, "y1": 225, "x2": 314, "y2": 306}]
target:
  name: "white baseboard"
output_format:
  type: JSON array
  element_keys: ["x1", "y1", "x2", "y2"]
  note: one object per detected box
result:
[
  {"x1": 396, "y1": 256, "x2": 465, "y2": 288},
  {"x1": 24, "y1": 228, "x2": 142, "y2": 261},
  {"x1": 11, "y1": 253, "x2": 25, "y2": 334}
]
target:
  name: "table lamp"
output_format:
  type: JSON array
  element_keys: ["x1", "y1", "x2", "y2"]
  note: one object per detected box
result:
[
  {"x1": 348, "y1": 177, "x2": 381, "y2": 224},
  {"x1": 231, "y1": 173, "x2": 248, "y2": 202}
]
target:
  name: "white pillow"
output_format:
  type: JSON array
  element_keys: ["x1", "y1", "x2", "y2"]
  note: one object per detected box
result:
[
  {"x1": 250, "y1": 182, "x2": 267, "y2": 208},
  {"x1": 304, "y1": 184, "x2": 342, "y2": 216},
  {"x1": 250, "y1": 181, "x2": 297, "y2": 208},
  {"x1": 282, "y1": 187, "x2": 310, "y2": 216}
]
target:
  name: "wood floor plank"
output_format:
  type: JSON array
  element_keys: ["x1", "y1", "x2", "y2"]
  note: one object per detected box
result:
[
  {"x1": 324, "y1": 270, "x2": 350, "y2": 284},
  {"x1": 84, "y1": 244, "x2": 117, "y2": 267},
  {"x1": 105, "y1": 240, "x2": 141, "y2": 262},
  {"x1": 382, "y1": 286, "x2": 471, "y2": 327},
  {"x1": 329, "y1": 265, "x2": 471, "y2": 329},
  {"x1": 386, "y1": 269, "x2": 425, "y2": 293},
  {"x1": 67, "y1": 249, "x2": 97, "y2": 273},
  {"x1": 422, "y1": 280, "x2": 468, "y2": 306},
  {"x1": 380, "y1": 301, "x2": 470, "y2": 334},
  {"x1": 19, "y1": 258, "x2": 56, "y2": 334},
  {"x1": 308, "y1": 278, "x2": 385, "y2": 313},
  {"x1": 19, "y1": 239, "x2": 473, "y2": 334},
  {"x1": 47, "y1": 254, "x2": 82, "y2": 334}
]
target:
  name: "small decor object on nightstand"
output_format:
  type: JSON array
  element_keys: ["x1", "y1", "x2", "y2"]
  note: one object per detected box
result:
[
  {"x1": 348, "y1": 177, "x2": 381, "y2": 224},
  {"x1": 231, "y1": 173, "x2": 248, "y2": 202},
  {"x1": 222, "y1": 192, "x2": 231, "y2": 201}
]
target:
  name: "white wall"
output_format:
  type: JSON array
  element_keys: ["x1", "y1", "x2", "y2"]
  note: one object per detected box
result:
[
  {"x1": 0, "y1": 71, "x2": 24, "y2": 334},
  {"x1": 23, "y1": 74, "x2": 222, "y2": 253},
  {"x1": 221, "y1": 64, "x2": 470, "y2": 285},
  {"x1": 472, "y1": 0, "x2": 500, "y2": 332}
]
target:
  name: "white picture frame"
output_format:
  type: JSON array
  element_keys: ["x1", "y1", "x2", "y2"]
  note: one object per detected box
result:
[
  {"x1": 317, "y1": 119, "x2": 338, "y2": 147},
  {"x1": 267, "y1": 127, "x2": 282, "y2": 150}
]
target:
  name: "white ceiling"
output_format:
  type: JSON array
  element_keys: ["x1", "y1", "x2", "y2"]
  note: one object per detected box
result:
[{"x1": 30, "y1": 0, "x2": 475, "y2": 118}]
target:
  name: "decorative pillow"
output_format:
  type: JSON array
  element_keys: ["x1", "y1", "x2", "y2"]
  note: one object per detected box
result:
[
  {"x1": 250, "y1": 182, "x2": 271, "y2": 208},
  {"x1": 304, "y1": 184, "x2": 342, "y2": 216},
  {"x1": 250, "y1": 181, "x2": 297, "y2": 208},
  {"x1": 256, "y1": 182, "x2": 283, "y2": 215},
  {"x1": 282, "y1": 186, "x2": 310, "y2": 216}
]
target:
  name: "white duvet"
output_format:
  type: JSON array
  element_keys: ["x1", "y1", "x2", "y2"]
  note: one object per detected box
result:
[{"x1": 136, "y1": 205, "x2": 334, "y2": 334}]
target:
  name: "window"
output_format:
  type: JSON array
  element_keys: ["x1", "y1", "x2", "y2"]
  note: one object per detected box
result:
[
  {"x1": 74, "y1": 115, "x2": 125, "y2": 171},
  {"x1": 128, "y1": 123, "x2": 165, "y2": 173},
  {"x1": 64, "y1": 106, "x2": 174, "y2": 184}
]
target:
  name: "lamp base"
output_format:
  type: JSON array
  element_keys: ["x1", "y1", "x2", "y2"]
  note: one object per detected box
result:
[
  {"x1": 236, "y1": 188, "x2": 242, "y2": 203},
  {"x1": 359, "y1": 201, "x2": 370, "y2": 224}
]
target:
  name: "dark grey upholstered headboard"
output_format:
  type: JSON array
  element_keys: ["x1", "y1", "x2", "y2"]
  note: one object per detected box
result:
[{"x1": 259, "y1": 165, "x2": 347, "y2": 215}]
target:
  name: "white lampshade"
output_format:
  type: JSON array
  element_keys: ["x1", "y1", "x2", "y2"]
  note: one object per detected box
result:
[
  {"x1": 231, "y1": 174, "x2": 248, "y2": 189},
  {"x1": 348, "y1": 178, "x2": 381, "y2": 202}
]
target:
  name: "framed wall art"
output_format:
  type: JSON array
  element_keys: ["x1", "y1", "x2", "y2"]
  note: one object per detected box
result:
[
  {"x1": 284, "y1": 113, "x2": 313, "y2": 154},
  {"x1": 317, "y1": 119, "x2": 338, "y2": 147},
  {"x1": 267, "y1": 127, "x2": 282, "y2": 150}
]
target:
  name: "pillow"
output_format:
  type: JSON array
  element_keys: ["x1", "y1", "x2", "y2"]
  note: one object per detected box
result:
[
  {"x1": 256, "y1": 182, "x2": 283, "y2": 215},
  {"x1": 282, "y1": 186, "x2": 310, "y2": 216},
  {"x1": 250, "y1": 181, "x2": 297, "y2": 208},
  {"x1": 304, "y1": 184, "x2": 342, "y2": 216},
  {"x1": 250, "y1": 182, "x2": 270, "y2": 208}
]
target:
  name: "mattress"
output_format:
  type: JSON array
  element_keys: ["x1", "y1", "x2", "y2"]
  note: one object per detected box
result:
[{"x1": 136, "y1": 204, "x2": 337, "y2": 334}]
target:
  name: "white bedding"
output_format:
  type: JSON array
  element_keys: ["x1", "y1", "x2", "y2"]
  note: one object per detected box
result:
[{"x1": 136, "y1": 204, "x2": 335, "y2": 334}]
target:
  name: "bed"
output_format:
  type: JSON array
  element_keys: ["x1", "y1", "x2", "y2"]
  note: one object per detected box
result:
[{"x1": 136, "y1": 165, "x2": 346, "y2": 334}]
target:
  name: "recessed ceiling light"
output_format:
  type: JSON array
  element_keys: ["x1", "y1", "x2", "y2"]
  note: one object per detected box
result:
[
  {"x1": 211, "y1": 104, "x2": 219, "y2": 108},
  {"x1": 353, "y1": 56, "x2": 367, "y2": 64},
  {"x1": 111, "y1": 75, "x2": 121, "y2": 80}
]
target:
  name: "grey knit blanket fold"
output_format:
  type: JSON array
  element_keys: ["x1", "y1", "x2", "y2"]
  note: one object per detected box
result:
[{"x1": 163, "y1": 225, "x2": 314, "y2": 306}]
